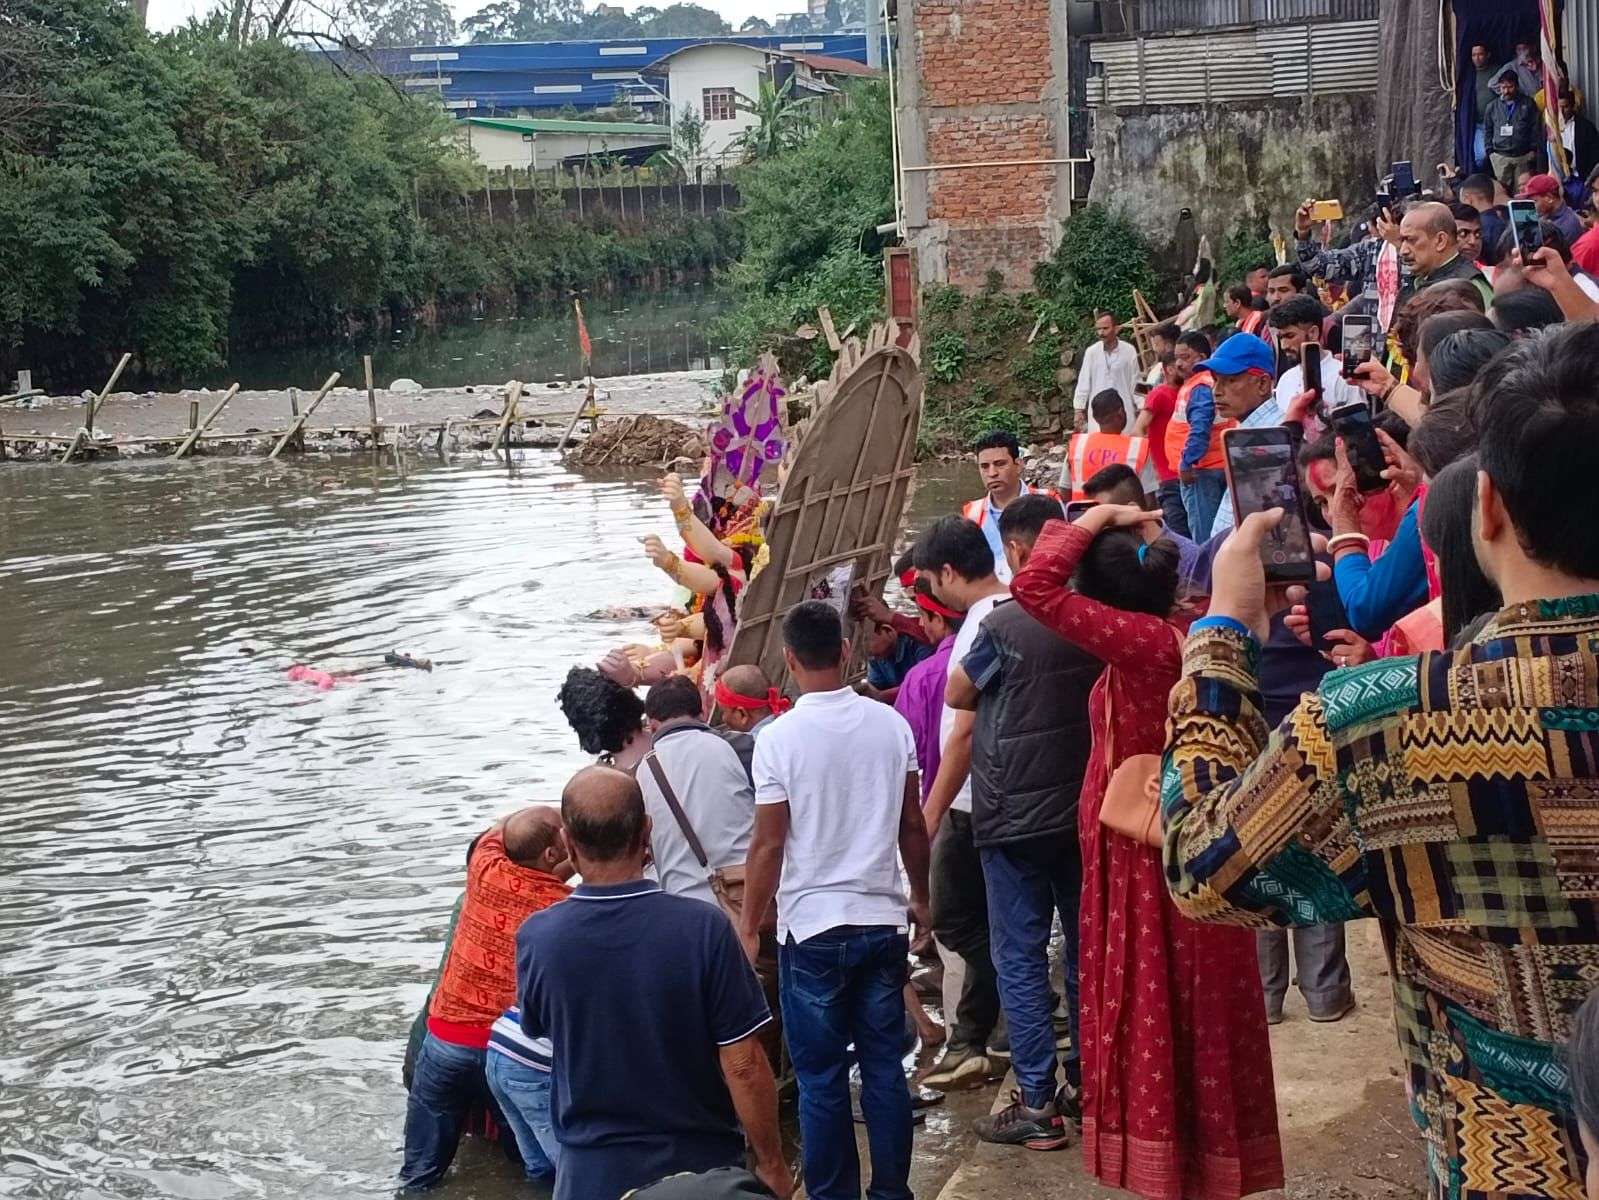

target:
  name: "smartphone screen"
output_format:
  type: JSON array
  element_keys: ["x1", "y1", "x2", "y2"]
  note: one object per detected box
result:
[
  {"x1": 1341, "y1": 315, "x2": 1375, "y2": 379},
  {"x1": 1306, "y1": 580, "x2": 1348, "y2": 655},
  {"x1": 1222, "y1": 427, "x2": 1316, "y2": 584},
  {"x1": 1065, "y1": 500, "x2": 1095, "y2": 522},
  {"x1": 1391, "y1": 160, "x2": 1416, "y2": 196},
  {"x1": 1509, "y1": 199, "x2": 1542, "y2": 257},
  {"x1": 1301, "y1": 341, "x2": 1323, "y2": 415},
  {"x1": 1374, "y1": 192, "x2": 1394, "y2": 220},
  {"x1": 1329, "y1": 401, "x2": 1389, "y2": 494}
]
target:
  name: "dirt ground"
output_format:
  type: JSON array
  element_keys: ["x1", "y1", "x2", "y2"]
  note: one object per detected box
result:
[{"x1": 913, "y1": 921, "x2": 1423, "y2": 1200}]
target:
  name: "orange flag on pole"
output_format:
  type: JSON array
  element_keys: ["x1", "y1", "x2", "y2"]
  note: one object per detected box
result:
[{"x1": 574, "y1": 299, "x2": 592, "y2": 365}]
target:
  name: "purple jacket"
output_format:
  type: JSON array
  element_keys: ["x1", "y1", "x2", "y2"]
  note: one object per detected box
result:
[{"x1": 893, "y1": 635, "x2": 956, "y2": 802}]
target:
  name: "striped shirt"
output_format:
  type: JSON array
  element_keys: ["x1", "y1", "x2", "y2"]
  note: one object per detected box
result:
[{"x1": 488, "y1": 1005, "x2": 552, "y2": 1071}]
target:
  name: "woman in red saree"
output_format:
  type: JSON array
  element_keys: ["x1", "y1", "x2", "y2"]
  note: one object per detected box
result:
[{"x1": 1011, "y1": 506, "x2": 1283, "y2": 1200}]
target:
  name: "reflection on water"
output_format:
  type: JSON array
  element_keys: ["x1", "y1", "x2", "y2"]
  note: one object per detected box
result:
[
  {"x1": 189, "y1": 285, "x2": 730, "y2": 392},
  {"x1": 0, "y1": 454, "x2": 972, "y2": 1199}
]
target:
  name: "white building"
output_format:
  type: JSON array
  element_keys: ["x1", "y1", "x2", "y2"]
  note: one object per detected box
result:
[
  {"x1": 456, "y1": 116, "x2": 669, "y2": 172},
  {"x1": 643, "y1": 42, "x2": 878, "y2": 166}
]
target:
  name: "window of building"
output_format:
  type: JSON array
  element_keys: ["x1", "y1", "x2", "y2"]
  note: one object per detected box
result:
[{"x1": 702, "y1": 87, "x2": 737, "y2": 122}]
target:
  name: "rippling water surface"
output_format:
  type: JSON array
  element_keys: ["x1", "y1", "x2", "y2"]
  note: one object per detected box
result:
[{"x1": 0, "y1": 453, "x2": 971, "y2": 1200}]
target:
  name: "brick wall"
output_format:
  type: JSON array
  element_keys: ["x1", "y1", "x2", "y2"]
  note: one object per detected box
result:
[{"x1": 898, "y1": 0, "x2": 1071, "y2": 293}]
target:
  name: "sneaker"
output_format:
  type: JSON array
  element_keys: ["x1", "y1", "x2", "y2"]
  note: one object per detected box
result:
[
  {"x1": 972, "y1": 1090, "x2": 1072, "y2": 1151},
  {"x1": 1308, "y1": 996, "x2": 1356, "y2": 1023},
  {"x1": 923, "y1": 1043, "x2": 993, "y2": 1089},
  {"x1": 1053, "y1": 1083, "x2": 1083, "y2": 1128},
  {"x1": 986, "y1": 1027, "x2": 1011, "y2": 1059}
]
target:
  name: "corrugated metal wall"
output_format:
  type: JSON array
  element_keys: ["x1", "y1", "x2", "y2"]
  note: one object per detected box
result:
[
  {"x1": 1088, "y1": 18, "x2": 1379, "y2": 106},
  {"x1": 1568, "y1": 3, "x2": 1599, "y2": 133},
  {"x1": 1120, "y1": 0, "x2": 1379, "y2": 33}
]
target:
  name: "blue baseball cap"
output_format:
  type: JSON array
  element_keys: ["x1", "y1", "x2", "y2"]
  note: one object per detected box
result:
[{"x1": 1198, "y1": 333, "x2": 1276, "y2": 378}]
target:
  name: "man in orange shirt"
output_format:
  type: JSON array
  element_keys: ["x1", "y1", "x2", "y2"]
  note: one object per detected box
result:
[{"x1": 402, "y1": 807, "x2": 573, "y2": 1190}]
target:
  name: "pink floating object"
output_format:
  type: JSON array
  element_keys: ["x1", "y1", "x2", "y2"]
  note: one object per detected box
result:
[{"x1": 287, "y1": 664, "x2": 337, "y2": 690}]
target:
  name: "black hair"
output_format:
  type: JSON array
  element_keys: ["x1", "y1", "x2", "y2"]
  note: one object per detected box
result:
[
  {"x1": 1074, "y1": 529, "x2": 1179, "y2": 618},
  {"x1": 1268, "y1": 294, "x2": 1327, "y2": 330},
  {"x1": 1090, "y1": 389, "x2": 1126, "y2": 423},
  {"x1": 1226, "y1": 284, "x2": 1254, "y2": 307},
  {"x1": 1490, "y1": 287, "x2": 1566, "y2": 336},
  {"x1": 1449, "y1": 201, "x2": 1481, "y2": 224},
  {"x1": 1151, "y1": 322, "x2": 1181, "y2": 344},
  {"x1": 972, "y1": 429, "x2": 1020, "y2": 459},
  {"x1": 558, "y1": 666, "x2": 645, "y2": 755},
  {"x1": 1082, "y1": 463, "x2": 1144, "y2": 507},
  {"x1": 1459, "y1": 173, "x2": 1496, "y2": 202},
  {"x1": 1246, "y1": 260, "x2": 1272, "y2": 278},
  {"x1": 1375, "y1": 408, "x2": 1412, "y2": 449},
  {"x1": 893, "y1": 548, "x2": 915, "y2": 577},
  {"x1": 912, "y1": 578, "x2": 964, "y2": 632},
  {"x1": 782, "y1": 599, "x2": 844, "y2": 671},
  {"x1": 1418, "y1": 310, "x2": 1495, "y2": 365},
  {"x1": 701, "y1": 562, "x2": 739, "y2": 656},
  {"x1": 997, "y1": 493, "x2": 1062, "y2": 544},
  {"x1": 1419, "y1": 454, "x2": 1501, "y2": 646},
  {"x1": 1300, "y1": 429, "x2": 1337, "y2": 468},
  {"x1": 1177, "y1": 330, "x2": 1212, "y2": 358},
  {"x1": 644, "y1": 675, "x2": 703, "y2": 723},
  {"x1": 1476, "y1": 323, "x2": 1599, "y2": 579},
  {"x1": 913, "y1": 515, "x2": 996, "y2": 583},
  {"x1": 1267, "y1": 263, "x2": 1308, "y2": 290},
  {"x1": 561, "y1": 773, "x2": 647, "y2": 862},
  {"x1": 1195, "y1": 258, "x2": 1214, "y2": 284},
  {"x1": 1408, "y1": 391, "x2": 1477, "y2": 477},
  {"x1": 1427, "y1": 328, "x2": 1512, "y2": 395},
  {"x1": 1569, "y1": 989, "x2": 1599, "y2": 1140}
]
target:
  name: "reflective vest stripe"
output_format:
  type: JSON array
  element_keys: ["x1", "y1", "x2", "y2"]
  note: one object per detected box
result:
[
  {"x1": 1164, "y1": 371, "x2": 1226, "y2": 472},
  {"x1": 1068, "y1": 434, "x2": 1151, "y2": 499}
]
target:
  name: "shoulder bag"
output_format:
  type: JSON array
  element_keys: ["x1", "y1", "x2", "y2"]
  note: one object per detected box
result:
[
  {"x1": 644, "y1": 752, "x2": 777, "y2": 932},
  {"x1": 1097, "y1": 624, "x2": 1185, "y2": 850}
]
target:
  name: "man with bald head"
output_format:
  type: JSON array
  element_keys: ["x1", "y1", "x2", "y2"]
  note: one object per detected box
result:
[
  {"x1": 401, "y1": 806, "x2": 572, "y2": 1190},
  {"x1": 1398, "y1": 200, "x2": 1491, "y2": 304},
  {"x1": 515, "y1": 767, "x2": 791, "y2": 1200}
]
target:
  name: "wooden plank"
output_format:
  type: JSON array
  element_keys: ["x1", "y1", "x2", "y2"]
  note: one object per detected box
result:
[
  {"x1": 86, "y1": 352, "x2": 132, "y2": 433},
  {"x1": 267, "y1": 372, "x2": 340, "y2": 460},
  {"x1": 817, "y1": 306, "x2": 842, "y2": 352},
  {"x1": 364, "y1": 356, "x2": 380, "y2": 447},
  {"x1": 170, "y1": 384, "x2": 240, "y2": 459},
  {"x1": 491, "y1": 381, "x2": 525, "y2": 451}
]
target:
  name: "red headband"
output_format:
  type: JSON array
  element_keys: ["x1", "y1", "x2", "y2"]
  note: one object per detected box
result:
[
  {"x1": 915, "y1": 591, "x2": 962, "y2": 620},
  {"x1": 899, "y1": 566, "x2": 918, "y2": 588},
  {"x1": 714, "y1": 678, "x2": 792, "y2": 715}
]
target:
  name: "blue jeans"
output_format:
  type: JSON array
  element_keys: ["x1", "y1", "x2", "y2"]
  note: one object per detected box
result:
[
  {"x1": 780, "y1": 925, "x2": 912, "y2": 1200},
  {"x1": 1180, "y1": 468, "x2": 1226, "y2": 542},
  {"x1": 1157, "y1": 478, "x2": 1190, "y2": 539},
  {"x1": 980, "y1": 835, "x2": 1082, "y2": 1108},
  {"x1": 401, "y1": 1032, "x2": 510, "y2": 1190},
  {"x1": 485, "y1": 1052, "x2": 560, "y2": 1181}
]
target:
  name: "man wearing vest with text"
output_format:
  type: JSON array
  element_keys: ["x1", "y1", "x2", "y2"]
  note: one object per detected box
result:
[
  {"x1": 1061, "y1": 390, "x2": 1158, "y2": 503},
  {"x1": 962, "y1": 430, "x2": 1050, "y2": 585},
  {"x1": 1164, "y1": 330, "x2": 1230, "y2": 541}
]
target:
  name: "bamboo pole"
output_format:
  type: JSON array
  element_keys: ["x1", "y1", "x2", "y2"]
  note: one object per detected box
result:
[
  {"x1": 171, "y1": 384, "x2": 239, "y2": 458},
  {"x1": 557, "y1": 377, "x2": 594, "y2": 451},
  {"x1": 267, "y1": 372, "x2": 340, "y2": 460},
  {"x1": 491, "y1": 381, "x2": 525, "y2": 451},
  {"x1": 188, "y1": 400, "x2": 199, "y2": 430},
  {"x1": 86, "y1": 352, "x2": 132, "y2": 433},
  {"x1": 364, "y1": 356, "x2": 380, "y2": 448}
]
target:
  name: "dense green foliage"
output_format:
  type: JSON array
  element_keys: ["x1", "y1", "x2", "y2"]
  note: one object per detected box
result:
[
  {"x1": 463, "y1": 0, "x2": 732, "y2": 42},
  {"x1": 1031, "y1": 204, "x2": 1159, "y2": 339},
  {"x1": 715, "y1": 80, "x2": 894, "y2": 380},
  {"x1": 1217, "y1": 221, "x2": 1277, "y2": 291},
  {"x1": 0, "y1": 0, "x2": 737, "y2": 384}
]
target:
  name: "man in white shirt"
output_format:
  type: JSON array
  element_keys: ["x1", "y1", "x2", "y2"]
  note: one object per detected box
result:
[
  {"x1": 913, "y1": 516, "x2": 1009, "y2": 1089},
  {"x1": 1143, "y1": 322, "x2": 1181, "y2": 388},
  {"x1": 739, "y1": 601, "x2": 930, "y2": 1200},
  {"x1": 1072, "y1": 311, "x2": 1139, "y2": 432},
  {"x1": 1269, "y1": 293, "x2": 1362, "y2": 416}
]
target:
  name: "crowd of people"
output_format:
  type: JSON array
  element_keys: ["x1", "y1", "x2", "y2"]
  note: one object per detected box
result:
[{"x1": 392, "y1": 56, "x2": 1599, "y2": 1200}]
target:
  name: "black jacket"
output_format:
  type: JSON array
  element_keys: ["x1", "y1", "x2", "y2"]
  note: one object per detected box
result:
[
  {"x1": 966, "y1": 598, "x2": 1101, "y2": 848},
  {"x1": 1485, "y1": 93, "x2": 1541, "y2": 158}
]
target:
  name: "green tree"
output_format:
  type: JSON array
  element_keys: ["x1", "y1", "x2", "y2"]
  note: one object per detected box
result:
[
  {"x1": 674, "y1": 101, "x2": 706, "y2": 167},
  {"x1": 461, "y1": 0, "x2": 584, "y2": 41},
  {"x1": 637, "y1": 3, "x2": 730, "y2": 37},
  {"x1": 354, "y1": 0, "x2": 458, "y2": 46},
  {"x1": 734, "y1": 76, "x2": 811, "y2": 161},
  {"x1": 823, "y1": 0, "x2": 842, "y2": 30},
  {"x1": 739, "y1": 15, "x2": 774, "y2": 33}
]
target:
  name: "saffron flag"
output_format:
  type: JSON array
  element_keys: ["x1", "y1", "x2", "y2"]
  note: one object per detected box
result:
[
  {"x1": 574, "y1": 299, "x2": 592, "y2": 364},
  {"x1": 1540, "y1": 0, "x2": 1570, "y2": 178}
]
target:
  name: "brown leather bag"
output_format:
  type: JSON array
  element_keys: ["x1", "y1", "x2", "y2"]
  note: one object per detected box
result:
[
  {"x1": 1097, "y1": 624, "x2": 1185, "y2": 850},
  {"x1": 644, "y1": 752, "x2": 777, "y2": 932}
]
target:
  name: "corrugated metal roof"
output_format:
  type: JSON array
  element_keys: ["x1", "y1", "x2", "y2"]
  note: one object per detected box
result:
[
  {"x1": 460, "y1": 117, "x2": 666, "y2": 136},
  {"x1": 1089, "y1": 17, "x2": 1378, "y2": 106}
]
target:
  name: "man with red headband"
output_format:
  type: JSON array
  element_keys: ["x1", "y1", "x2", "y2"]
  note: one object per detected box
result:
[
  {"x1": 891, "y1": 582, "x2": 966, "y2": 805},
  {"x1": 716, "y1": 665, "x2": 790, "y2": 739}
]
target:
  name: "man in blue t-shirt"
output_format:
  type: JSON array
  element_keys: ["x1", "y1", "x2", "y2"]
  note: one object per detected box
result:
[{"x1": 516, "y1": 766, "x2": 791, "y2": 1200}]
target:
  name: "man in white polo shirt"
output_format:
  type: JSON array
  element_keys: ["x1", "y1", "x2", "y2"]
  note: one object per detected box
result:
[{"x1": 739, "y1": 601, "x2": 930, "y2": 1200}]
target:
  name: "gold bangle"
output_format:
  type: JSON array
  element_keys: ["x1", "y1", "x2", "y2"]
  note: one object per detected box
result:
[{"x1": 1327, "y1": 532, "x2": 1370, "y2": 556}]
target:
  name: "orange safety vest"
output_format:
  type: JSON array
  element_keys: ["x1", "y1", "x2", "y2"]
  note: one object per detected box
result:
[
  {"x1": 962, "y1": 484, "x2": 1050, "y2": 526},
  {"x1": 1065, "y1": 433, "x2": 1151, "y2": 500},
  {"x1": 1238, "y1": 309, "x2": 1273, "y2": 345},
  {"x1": 1163, "y1": 370, "x2": 1229, "y2": 473}
]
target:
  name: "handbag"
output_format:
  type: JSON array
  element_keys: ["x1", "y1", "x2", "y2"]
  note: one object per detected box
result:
[
  {"x1": 1097, "y1": 624, "x2": 1185, "y2": 850},
  {"x1": 644, "y1": 752, "x2": 777, "y2": 932}
]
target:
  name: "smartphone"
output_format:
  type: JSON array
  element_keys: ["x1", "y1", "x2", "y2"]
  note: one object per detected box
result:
[
  {"x1": 1309, "y1": 199, "x2": 1344, "y2": 222},
  {"x1": 1305, "y1": 579, "x2": 1349, "y2": 656},
  {"x1": 1508, "y1": 199, "x2": 1542, "y2": 257},
  {"x1": 1221, "y1": 427, "x2": 1317, "y2": 584},
  {"x1": 1301, "y1": 341, "x2": 1324, "y2": 415},
  {"x1": 1391, "y1": 160, "x2": 1417, "y2": 196},
  {"x1": 1328, "y1": 401, "x2": 1389, "y2": 494},
  {"x1": 1340, "y1": 314, "x2": 1375, "y2": 380},
  {"x1": 1065, "y1": 500, "x2": 1095, "y2": 522}
]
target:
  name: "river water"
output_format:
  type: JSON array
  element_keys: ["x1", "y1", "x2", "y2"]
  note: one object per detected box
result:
[{"x1": 0, "y1": 451, "x2": 971, "y2": 1200}]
